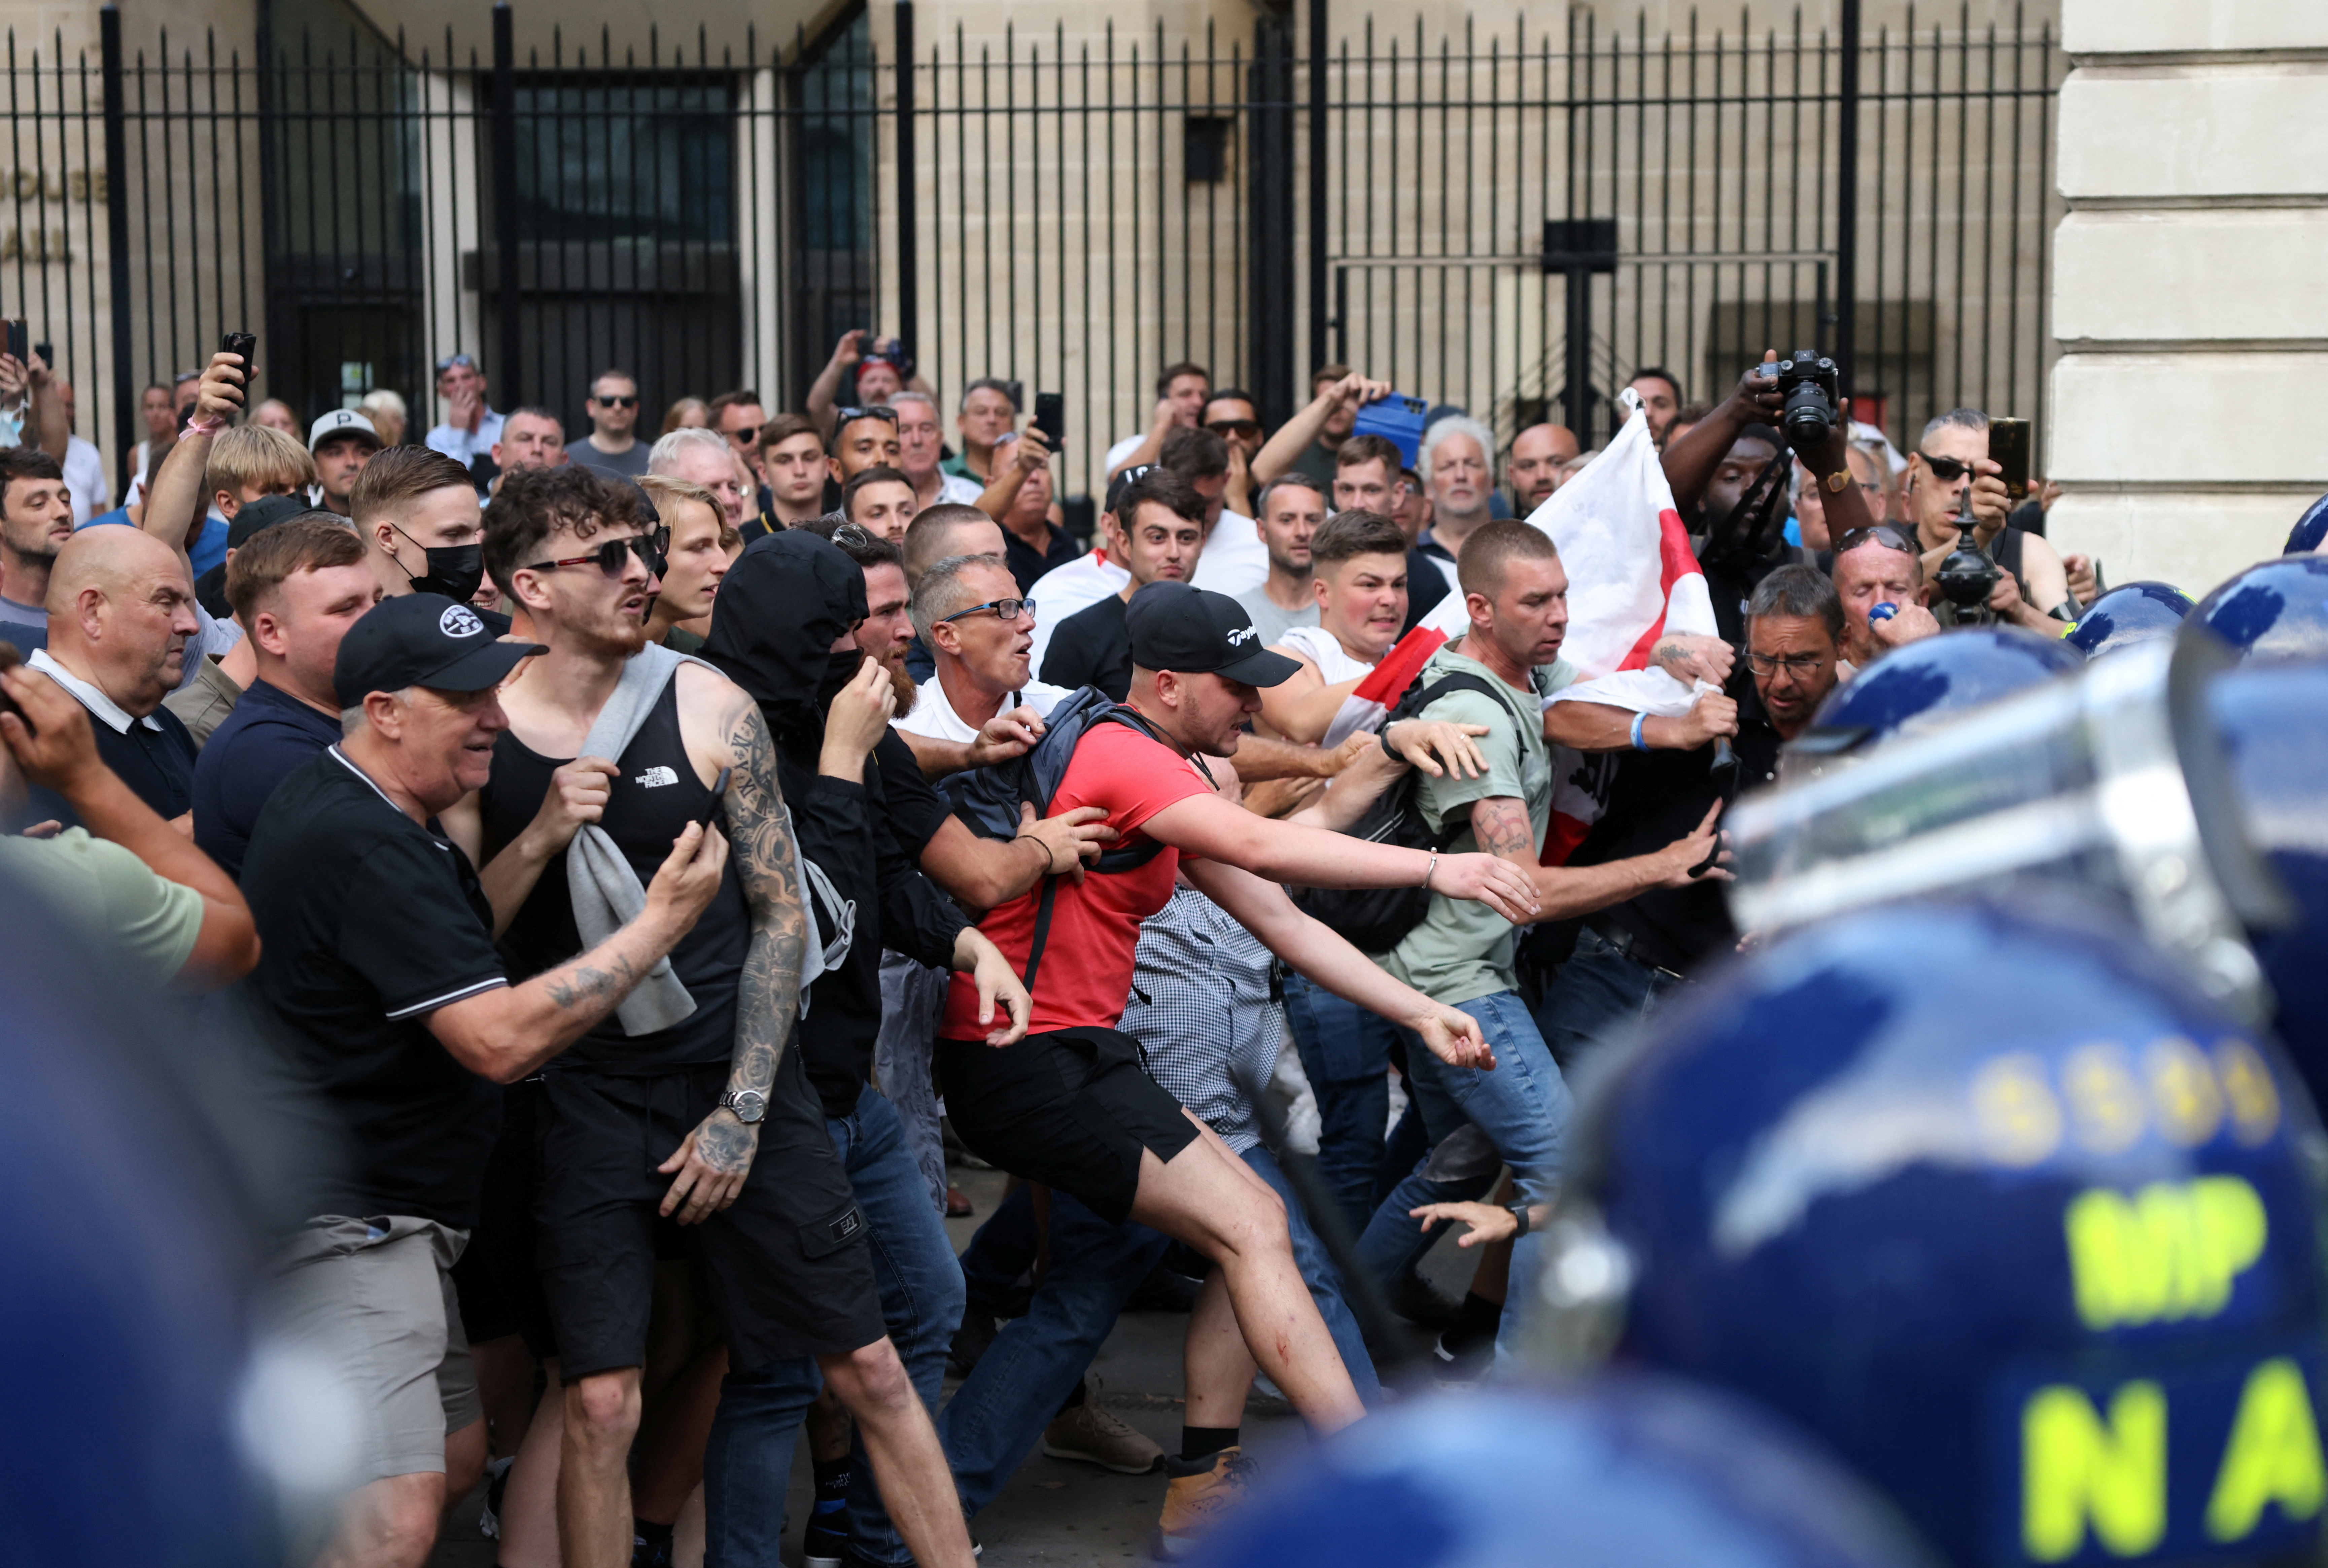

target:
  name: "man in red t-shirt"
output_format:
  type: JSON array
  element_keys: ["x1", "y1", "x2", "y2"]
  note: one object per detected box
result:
[{"x1": 936, "y1": 582, "x2": 1537, "y2": 1536}]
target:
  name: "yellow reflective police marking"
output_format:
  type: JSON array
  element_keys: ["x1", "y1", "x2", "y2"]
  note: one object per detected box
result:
[
  {"x1": 2064, "y1": 1176, "x2": 2267, "y2": 1330},
  {"x1": 2205, "y1": 1358, "x2": 2326, "y2": 1541},
  {"x1": 1973, "y1": 1052, "x2": 2064, "y2": 1166},
  {"x1": 2145, "y1": 1036, "x2": 2224, "y2": 1147},
  {"x1": 2065, "y1": 1043, "x2": 2148, "y2": 1155},
  {"x1": 2023, "y1": 1381, "x2": 2168, "y2": 1561},
  {"x1": 2213, "y1": 1040, "x2": 2282, "y2": 1147}
]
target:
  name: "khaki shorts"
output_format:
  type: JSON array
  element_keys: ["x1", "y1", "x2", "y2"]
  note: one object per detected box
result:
[{"x1": 269, "y1": 1215, "x2": 482, "y2": 1486}]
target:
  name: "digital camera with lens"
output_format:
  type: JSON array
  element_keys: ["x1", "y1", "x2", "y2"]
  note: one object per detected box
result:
[{"x1": 1761, "y1": 348, "x2": 1841, "y2": 449}]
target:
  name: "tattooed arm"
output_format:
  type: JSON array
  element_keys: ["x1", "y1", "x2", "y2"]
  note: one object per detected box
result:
[
  {"x1": 657, "y1": 676, "x2": 811, "y2": 1225},
  {"x1": 1466, "y1": 793, "x2": 1730, "y2": 923},
  {"x1": 424, "y1": 820, "x2": 730, "y2": 1082}
]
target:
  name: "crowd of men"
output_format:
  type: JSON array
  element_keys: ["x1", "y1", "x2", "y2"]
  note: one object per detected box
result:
[{"x1": 0, "y1": 327, "x2": 2122, "y2": 1568}]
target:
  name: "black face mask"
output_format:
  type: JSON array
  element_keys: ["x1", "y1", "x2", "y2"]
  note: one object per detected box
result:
[
  {"x1": 394, "y1": 527, "x2": 485, "y2": 603},
  {"x1": 819, "y1": 647, "x2": 864, "y2": 709}
]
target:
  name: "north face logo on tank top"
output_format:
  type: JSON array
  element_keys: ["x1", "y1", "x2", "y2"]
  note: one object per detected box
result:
[{"x1": 633, "y1": 765, "x2": 679, "y2": 788}]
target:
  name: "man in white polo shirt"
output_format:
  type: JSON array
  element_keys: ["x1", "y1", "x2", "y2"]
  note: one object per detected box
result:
[{"x1": 895, "y1": 553, "x2": 1072, "y2": 747}]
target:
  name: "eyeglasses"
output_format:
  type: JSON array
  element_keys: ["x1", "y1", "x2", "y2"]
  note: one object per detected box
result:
[
  {"x1": 593, "y1": 394, "x2": 639, "y2": 408},
  {"x1": 722, "y1": 424, "x2": 760, "y2": 445},
  {"x1": 1915, "y1": 452, "x2": 1971, "y2": 482},
  {"x1": 828, "y1": 522, "x2": 877, "y2": 550},
  {"x1": 435, "y1": 353, "x2": 477, "y2": 374},
  {"x1": 836, "y1": 406, "x2": 900, "y2": 428},
  {"x1": 940, "y1": 597, "x2": 1037, "y2": 625},
  {"x1": 1836, "y1": 524, "x2": 1919, "y2": 556},
  {"x1": 523, "y1": 526, "x2": 669, "y2": 579},
  {"x1": 1747, "y1": 651, "x2": 1831, "y2": 677},
  {"x1": 1205, "y1": 419, "x2": 1262, "y2": 440}
]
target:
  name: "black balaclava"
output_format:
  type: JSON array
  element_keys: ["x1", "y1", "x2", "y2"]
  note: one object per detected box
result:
[{"x1": 701, "y1": 530, "x2": 869, "y2": 764}]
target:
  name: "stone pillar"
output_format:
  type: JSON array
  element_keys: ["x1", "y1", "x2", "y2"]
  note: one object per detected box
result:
[{"x1": 2046, "y1": 1, "x2": 2328, "y2": 595}]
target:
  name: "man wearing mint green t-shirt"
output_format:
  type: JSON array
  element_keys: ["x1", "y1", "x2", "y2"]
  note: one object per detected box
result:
[{"x1": 1355, "y1": 520, "x2": 1724, "y2": 1367}]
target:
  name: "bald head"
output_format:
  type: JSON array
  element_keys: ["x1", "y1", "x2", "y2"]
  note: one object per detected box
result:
[
  {"x1": 902, "y1": 503, "x2": 1008, "y2": 586},
  {"x1": 45, "y1": 525, "x2": 200, "y2": 717},
  {"x1": 47, "y1": 523, "x2": 187, "y2": 611}
]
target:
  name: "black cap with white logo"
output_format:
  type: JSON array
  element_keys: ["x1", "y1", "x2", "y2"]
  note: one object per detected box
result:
[
  {"x1": 1124, "y1": 581, "x2": 1302, "y2": 687},
  {"x1": 333, "y1": 592, "x2": 545, "y2": 707}
]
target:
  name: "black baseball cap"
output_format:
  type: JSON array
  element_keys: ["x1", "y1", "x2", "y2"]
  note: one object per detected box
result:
[
  {"x1": 1125, "y1": 582, "x2": 1301, "y2": 687},
  {"x1": 334, "y1": 592, "x2": 545, "y2": 707},
  {"x1": 223, "y1": 493, "x2": 314, "y2": 552},
  {"x1": 1105, "y1": 464, "x2": 1156, "y2": 517}
]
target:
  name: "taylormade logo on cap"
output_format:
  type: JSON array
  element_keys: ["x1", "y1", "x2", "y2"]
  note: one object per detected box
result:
[
  {"x1": 1225, "y1": 626, "x2": 1258, "y2": 647},
  {"x1": 440, "y1": 604, "x2": 485, "y2": 638}
]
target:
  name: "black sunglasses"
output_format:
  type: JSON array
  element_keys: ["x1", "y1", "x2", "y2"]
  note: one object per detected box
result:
[
  {"x1": 940, "y1": 596, "x2": 1037, "y2": 625},
  {"x1": 1205, "y1": 418, "x2": 1262, "y2": 438},
  {"x1": 836, "y1": 406, "x2": 900, "y2": 427},
  {"x1": 594, "y1": 393, "x2": 639, "y2": 408},
  {"x1": 1916, "y1": 452, "x2": 1971, "y2": 482},
  {"x1": 523, "y1": 526, "x2": 670, "y2": 579},
  {"x1": 1836, "y1": 524, "x2": 1919, "y2": 556}
]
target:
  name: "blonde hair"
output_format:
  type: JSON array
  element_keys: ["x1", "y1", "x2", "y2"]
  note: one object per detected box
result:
[
  {"x1": 661, "y1": 396, "x2": 710, "y2": 435},
  {"x1": 204, "y1": 424, "x2": 316, "y2": 504},
  {"x1": 637, "y1": 473, "x2": 737, "y2": 549}
]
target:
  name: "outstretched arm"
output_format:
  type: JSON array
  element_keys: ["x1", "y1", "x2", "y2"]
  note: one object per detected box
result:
[
  {"x1": 1181, "y1": 857, "x2": 1493, "y2": 1069},
  {"x1": 655, "y1": 688, "x2": 811, "y2": 1225},
  {"x1": 143, "y1": 352, "x2": 248, "y2": 565},
  {"x1": 1468, "y1": 794, "x2": 1728, "y2": 921}
]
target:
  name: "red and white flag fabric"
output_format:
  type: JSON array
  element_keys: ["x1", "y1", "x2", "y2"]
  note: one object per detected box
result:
[
  {"x1": 1419, "y1": 390, "x2": 1716, "y2": 861},
  {"x1": 1319, "y1": 622, "x2": 1451, "y2": 746}
]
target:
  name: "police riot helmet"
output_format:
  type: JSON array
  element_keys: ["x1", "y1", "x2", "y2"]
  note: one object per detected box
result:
[
  {"x1": 2282, "y1": 492, "x2": 2328, "y2": 556},
  {"x1": 1779, "y1": 627, "x2": 2081, "y2": 782},
  {"x1": 2193, "y1": 556, "x2": 2328, "y2": 664},
  {"x1": 2065, "y1": 581, "x2": 2194, "y2": 661},
  {"x1": 1197, "y1": 1376, "x2": 1941, "y2": 1568},
  {"x1": 1535, "y1": 900, "x2": 2326, "y2": 1568}
]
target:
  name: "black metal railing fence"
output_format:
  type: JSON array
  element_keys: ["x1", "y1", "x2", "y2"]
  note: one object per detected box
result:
[{"x1": 6, "y1": 2, "x2": 2060, "y2": 508}]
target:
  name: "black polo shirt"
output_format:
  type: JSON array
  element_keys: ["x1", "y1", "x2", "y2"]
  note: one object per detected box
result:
[
  {"x1": 1003, "y1": 522, "x2": 1081, "y2": 594},
  {"x1": 20, "y1": 660, "x2": 196, "y2": 829},
  {"x1": 1040, "y1": 592, "x2": 1133, "y2": 701},
  {"x1": 1403, "y1": 546, "x2": 1452, "y2": 633},
  {"x1": 1564, "y1": 666, "x2": 1785, "y2": 973},
  {"x1": 240, "y1": 746, "x2": 508, "y2": 1229},
  {"x1": 192, "y1": 676, "x2": 343, "y2": 880}
]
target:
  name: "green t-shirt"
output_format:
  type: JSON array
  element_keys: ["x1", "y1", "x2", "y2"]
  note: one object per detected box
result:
[
  {"x1": 1383, "y1": 641, "x2": 1575, "y2": 1006},
  {"x1": 0, "y1": 827, "x2": 204, "y2": 985}
]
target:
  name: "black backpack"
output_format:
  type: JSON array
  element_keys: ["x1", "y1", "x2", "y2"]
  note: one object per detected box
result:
[
  {"x1": 1293, "y1": 667, "x2": 1522, "y2": 954},
  {"x1": 938, "y1": 686, "x2": 1176, "y2": 995}
]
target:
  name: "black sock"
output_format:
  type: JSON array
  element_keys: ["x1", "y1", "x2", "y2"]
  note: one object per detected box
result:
[
  {"x1": 633, "y1": 1518, "x2": 674, "y2": 1548},
  {"x1": 1181, "y1": 1425, "x2": 1240, "y2": 1462},
  {"x1": 813, "y1": 1455, "x2": 853, "y2": 1501},
  {"x1": 1442, "y1": 1291, "x2": 1504, "y2": 1353},
  {"x1": 1056, "y1": 1378, "x2": 1089, "y2": 1416}
]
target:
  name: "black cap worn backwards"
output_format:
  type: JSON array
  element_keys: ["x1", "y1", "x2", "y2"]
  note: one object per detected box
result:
[
  {"x1": 1124, "y1": 581, "x2": 1302, "y2": 687},
  {"x1": 222, "y1": 493, "x2": 315, "y2": 552},
  {"x1": 333, "y1": 592, "x2": 545, "y2": 708}
]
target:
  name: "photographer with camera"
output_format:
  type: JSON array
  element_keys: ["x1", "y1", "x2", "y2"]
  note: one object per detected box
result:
[
  {"x1": 1903, "y1": 407, "x2": 2079, "y2": 632},
  {"x1": 1660, "y1": 350, "x2": 1879, "y2": 644}
]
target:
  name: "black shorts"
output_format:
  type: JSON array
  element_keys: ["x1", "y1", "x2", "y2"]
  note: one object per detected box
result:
[
  {"x1": 452, "y1": 1077, "x2": 558, "y2": 1357},
  {"x1": 535, "y1": 1050, "x2": 885, "y2": 1381},
  {"x1": 937, "y1": 1026, "x2": 1200, "y2": 1225}
]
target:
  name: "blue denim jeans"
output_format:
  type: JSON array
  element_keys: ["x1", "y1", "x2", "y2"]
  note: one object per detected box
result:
[
  {"x1": 702, "y1": 1085, "x2": 966, "y2": 1568},
  {"x1": 1534, "y1": 925, "x2": 1694, "y2": 1079},
  {"x1": 1281, "y1": 972, "x2": 1402, "y2": 1238},
  {"x1": 938, "y1": 1189, "x2": 1170, "y2": 1519},
  {"x1": 1356, "y1": 990, "x2": 1572, "y2": 1359},
  {"x1": 1240, "y1": 1145, "x2": 1381, "y2": 1407}
]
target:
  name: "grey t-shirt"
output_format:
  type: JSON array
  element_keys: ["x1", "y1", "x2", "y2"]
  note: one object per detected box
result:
[
  {"x1": 570, "y1": 439, "x2": 652, "y2": 480},
  {"x1": 1383, "y1": 641, "x2": 1574, "y2": 1007},
  {"x1": 1233, "y1": 584, "x2": 1320, "y2": 647}
]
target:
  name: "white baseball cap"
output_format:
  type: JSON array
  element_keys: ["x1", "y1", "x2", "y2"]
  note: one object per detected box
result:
[{"x1": 308, "y1": 408, "x2": 382, "y2": 452}]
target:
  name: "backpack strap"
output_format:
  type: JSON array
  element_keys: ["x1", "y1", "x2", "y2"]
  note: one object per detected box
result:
[
  {"x1": 1391, "y1": 668, "x2": 1537, "y2": 848},
  {"x1": 1017, "y1": 701, "x2": 1177, "y2": 997}
]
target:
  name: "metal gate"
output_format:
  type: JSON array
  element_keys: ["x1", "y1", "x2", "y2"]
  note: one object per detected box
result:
[{"x1": 8, "y1": 2, "x2": 2060, "y2": 505}]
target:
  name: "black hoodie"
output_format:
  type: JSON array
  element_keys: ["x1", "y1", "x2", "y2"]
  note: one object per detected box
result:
[{"x1": 704, "y1": 531, "x2": 967, "y2": 1117}]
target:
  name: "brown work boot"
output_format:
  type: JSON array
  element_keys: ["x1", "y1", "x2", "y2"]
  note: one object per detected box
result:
[{"x1": 1150, "y1": 1447, "x2": 1256, "y2": 1559}]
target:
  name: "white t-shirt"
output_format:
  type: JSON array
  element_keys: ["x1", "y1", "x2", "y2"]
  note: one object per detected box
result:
[
  {"x1": 1277, "y1": 623, "x2": 1378, "y2": 686},
  {"x1": 894, "y1": 670, "x2": 1073, "y2": 745},
  {"x1": 1104, "y1": 433, "x2": 1146, "y2": 475},
  {"x1": 63, "y1": 436, "x2": 109, "y2": 526},
  {"x1": 1190, "y1": 509, "x2": 1266, "y2": 597},
  {"x1": 937, "y1": 473, "x2": 987, "y2": 507},
  {"x1": 1024, "y1": 550, "x2": 1130, "y2": 674}
]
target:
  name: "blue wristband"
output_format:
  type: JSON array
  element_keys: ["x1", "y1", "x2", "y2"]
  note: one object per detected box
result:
[{"x1": 1631, "y1": 711, "x2": 1649, "y2": 751}]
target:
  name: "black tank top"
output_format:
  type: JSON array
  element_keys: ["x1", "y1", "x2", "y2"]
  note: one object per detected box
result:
[{"x1": 481, "y1": 677, "x2": 752, "y2": 1073}]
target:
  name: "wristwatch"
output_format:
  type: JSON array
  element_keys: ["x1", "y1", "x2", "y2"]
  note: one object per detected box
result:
[
  {"x1": 719, "y1": 1088, "x2": 768, "y2": 1125},
  {"x1": 1507, "y1": 1201, "x2": 1532, "y2": 1239},
  {"x1": 1822, "y1": 467, "x2": 1851, "y2": 494}
]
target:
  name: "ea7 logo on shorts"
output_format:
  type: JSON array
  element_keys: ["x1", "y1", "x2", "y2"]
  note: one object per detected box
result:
[
  {"x1": 439, "y1": 604, "x2": 485, "y2": 638},
  {"x1": 634, "y1": 765, "x2": 679, "y2": 789},
  {"x1": 1224, "y1": 625, "x2": 1259, "y2": 646},
  {"x1": 829, "y1": 1209, "x2": 863, "y2": 1243}
]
